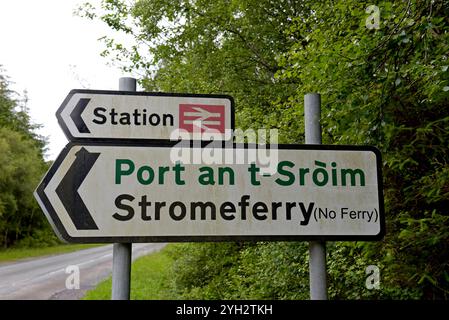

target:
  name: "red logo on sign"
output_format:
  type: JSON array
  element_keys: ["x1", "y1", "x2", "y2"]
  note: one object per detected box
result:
[{"x1": 179, "y1": 104, "x2": 225, "y2": 133}]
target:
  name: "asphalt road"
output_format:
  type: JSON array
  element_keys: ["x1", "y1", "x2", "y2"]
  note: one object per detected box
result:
[{"x1": 0, "y1": 243, "x2": 165, "y2": 300}]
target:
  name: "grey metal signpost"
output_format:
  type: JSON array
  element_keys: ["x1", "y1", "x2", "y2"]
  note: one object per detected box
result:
[
  {"x1": 305, "y1": 93, "x2": 328, "y2": 300},
  {"x1": 111, "y1": 77, "x2": 136, "y2": 300}
]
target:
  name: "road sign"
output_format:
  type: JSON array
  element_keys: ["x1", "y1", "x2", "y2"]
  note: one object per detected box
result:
[
  {"x1": 56, "y1": 89, "x2": 234, "y2": 141},
  {"x1": 34, "y1": 142, "x2": 385, "y2": 243}
]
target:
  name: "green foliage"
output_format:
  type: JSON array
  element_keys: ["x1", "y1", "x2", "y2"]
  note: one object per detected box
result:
[
  {"x1": 165, "y1": 242, "x2": 309, "y2": 299},
  {"x1": 14, "y1": 228, "x2": 60, "y2": 248},
  {"x1": 167, "y1": 242, "x2": 241, "y2": 299},
  {"x1": 82, "y1": 0, "x2": 449, "y2": 299},
  {"x1": 0, "y1": 71, "x2": 46, "y2": 155},
  {"x1": 227, "y1": 242, "x2": 309, "y2": 299},
  {"x1": 275, "y1": 0, "x2": 449, "y2": 299},
  {"x1": 78, "y1": 0, "x2": 305, "y2": 142},
  {"x1": 0, "y1": 127, "x2": 48, "y2": 247},
  {"x1": 0, "y1": 69, "x2": 51, "y2": 248}
]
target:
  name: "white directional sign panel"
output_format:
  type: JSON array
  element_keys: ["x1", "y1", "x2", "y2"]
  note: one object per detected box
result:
[
  {"x1": 35, "y1": 142, "x2": 385, "y2": 243},
  {"x1": 57, "y1": 90, "x2": 234, "y2": 141}
]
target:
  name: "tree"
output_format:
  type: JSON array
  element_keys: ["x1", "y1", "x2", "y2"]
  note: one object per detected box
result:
[
  {"x1": 78, "y1": 0, "x2": 311, "y2": 141},
  {"x1": 0, "y1": 68, "x2": 51, "y2": 248},
  {"x1": 277, "y1": 0, "x2": 449, "y2": 299}
]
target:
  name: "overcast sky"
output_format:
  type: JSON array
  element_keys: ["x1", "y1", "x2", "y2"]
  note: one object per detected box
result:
[{"x1": 0, "y1": 0, "x2": 138, "y2": 160}]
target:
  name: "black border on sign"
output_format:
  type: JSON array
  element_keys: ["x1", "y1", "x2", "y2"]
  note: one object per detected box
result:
[
  {"x1": 35, "y1": 142, "x2": 385, "y2": 243},
  {"x1": 56, "y1": 89, "x2": 236, "y2": 143}
]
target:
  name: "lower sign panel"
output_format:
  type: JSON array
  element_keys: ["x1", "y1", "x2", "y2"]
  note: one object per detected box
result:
[{"x1": 35, "y1": 142, "x2": 385, "y2": 242}]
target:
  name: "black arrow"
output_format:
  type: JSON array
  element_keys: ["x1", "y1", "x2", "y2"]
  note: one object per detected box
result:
[
  {"x1": 70, "y1": 98, "x2": 91, "y2": 133},
  {"x1": 56, "y1": 147, "x2": 100, "y2": 230}
]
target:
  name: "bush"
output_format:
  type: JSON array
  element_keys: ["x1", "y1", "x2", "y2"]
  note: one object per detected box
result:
[{"x1": 14, "y1": 228, "x2": 61, "y2": 248}]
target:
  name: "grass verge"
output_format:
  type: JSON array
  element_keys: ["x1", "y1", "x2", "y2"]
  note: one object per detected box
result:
[
  {"x1": 84, "y1": 245, "x2": 177, "y2": 300},
  {"x1": 0, "y1": 244, "x2": 102, "y2": 263}
]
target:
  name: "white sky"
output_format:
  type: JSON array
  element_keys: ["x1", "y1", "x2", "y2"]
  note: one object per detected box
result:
[{"x1": 0, "y1": 0, "x2": 139, "y2": 160}]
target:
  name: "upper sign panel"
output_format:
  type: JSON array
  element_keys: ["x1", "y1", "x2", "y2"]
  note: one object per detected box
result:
[{"x1": 56, "y1": 89, "x2": 234, "y2": 141}]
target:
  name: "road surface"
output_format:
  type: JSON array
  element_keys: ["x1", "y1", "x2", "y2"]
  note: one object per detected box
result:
[{"x1": 0, "y1": 243, "x2": 165, "y2": 300}]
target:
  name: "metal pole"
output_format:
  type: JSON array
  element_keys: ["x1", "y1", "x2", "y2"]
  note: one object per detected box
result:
[
  {"x1": 304, "y1": 93, "x2": 328, "y2": 300},
  {"x1": 112, "y1": 243, "x2": 132, "y2": 300},
  {"x1": 111, "y1": 77, "x2": 136, "y2": 300},
  {"x1": 119, "y1": 77, "x2": 137, "y2": 92}
]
